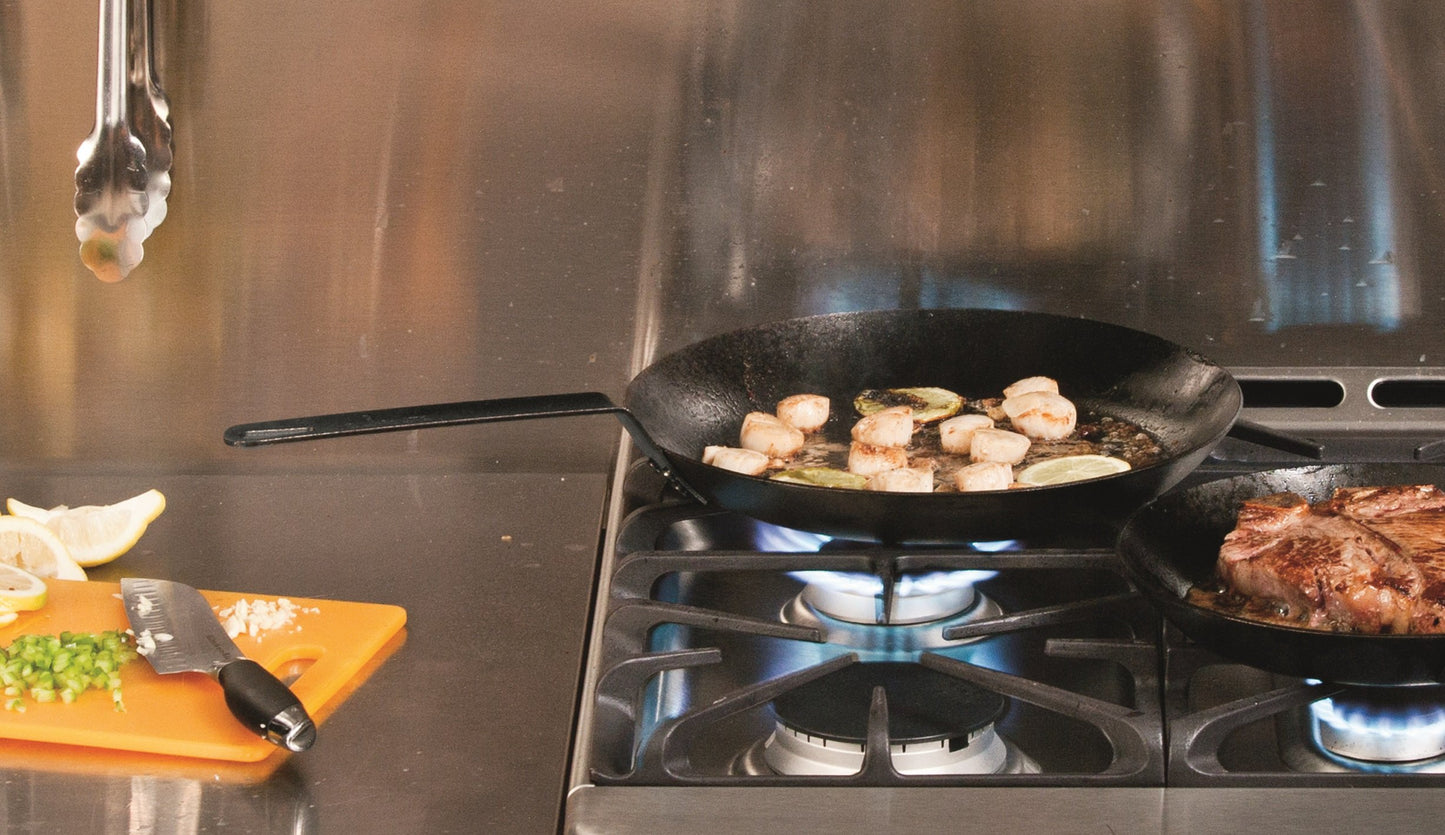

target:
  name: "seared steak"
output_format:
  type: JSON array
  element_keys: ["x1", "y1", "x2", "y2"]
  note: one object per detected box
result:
[{"x1": 1217, "y1": 485, "x2": 1445, "y2": 633}]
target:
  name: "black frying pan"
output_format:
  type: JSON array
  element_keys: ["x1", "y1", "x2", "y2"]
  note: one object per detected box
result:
[
  {"x1": 225, "y1": 308, "x2": 1243, "y2": 543},
  {"x1": 1117, "y1": 463, "x2": 1445, "y2": 686}
]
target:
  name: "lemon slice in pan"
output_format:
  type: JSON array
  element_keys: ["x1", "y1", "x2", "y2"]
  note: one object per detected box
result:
[
  {"x1": 771, "y1": 467, "x2": 869, "y2": 489},
  {"x1": 1016, "y1": 455, "x2": 1131, "y2": 486},
  {"x1": 853, "y1": 387, "x2": 963, "y2": 424},
  {"x1": 6, "y1": 488, "x2": 165, "y2": 567}
]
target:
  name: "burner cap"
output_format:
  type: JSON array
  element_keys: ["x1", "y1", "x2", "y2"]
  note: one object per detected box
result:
[
  {"x1": 773, "y1": 662, "x2": 1007, "y2": 745},
  {"x1": 796, "y1": 570, "x2": 984, "y2": 624}
]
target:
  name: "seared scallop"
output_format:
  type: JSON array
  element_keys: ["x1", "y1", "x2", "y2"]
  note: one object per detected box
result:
[
  {"x1": 1002, "y1": 391, "x2": 1077, "y2": 441},
  {"x1": 776, "y1": 394, "x2": 830, "y2": 433},
  {"x1": 1003, "y1": 376, "x2": 1059, "y2": 400},
  {"x1": 938, "y1": 414, "x2": 994, "y2": 455},
  {"x1": 848, "y1": 441, "x2": 909, "y2": 476},
  {"x1": 739, "y1": 412, "x2": 805, "y2": 458},
  {"x1": 865, "y1": 467, "x2": 935, "y2": 493},
  {"x1": 702, "y1": 445, "x2": 770, "y2": 475},
  {"x1": 969, "y1": 428, "x2": 1031, "y2": 465},
  {"x1": 953, "y1": 461, "x2": 1015, "y2": 492},
  {"x1": 851, "y1": 405, "x2": 914, "y2": 448}
]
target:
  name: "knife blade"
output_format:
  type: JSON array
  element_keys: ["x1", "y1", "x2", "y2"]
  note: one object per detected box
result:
[{"x1": 120, "y1": 577, "x2": 317, "y2": 752}]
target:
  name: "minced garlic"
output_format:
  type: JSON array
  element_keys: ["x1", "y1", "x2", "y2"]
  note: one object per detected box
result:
[{"x1": 215, "y1": 597, "x2": 319, "y2": 641}]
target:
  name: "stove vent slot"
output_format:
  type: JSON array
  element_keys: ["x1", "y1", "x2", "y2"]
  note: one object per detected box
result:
[
  {"x1": 1238, "y1": 378, "x2": 1345, "y2": 409},
  {"x1": 1369, "y1": 379, "x2": 1445, "y2": 409}
]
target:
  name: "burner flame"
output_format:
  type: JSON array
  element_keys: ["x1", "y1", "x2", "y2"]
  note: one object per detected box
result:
[
  {"x1": 755, "y1": 525, "x2": 833, "y2": 552},
  {"x1": 788, "y1": 570, "x2": 999, "y2": 598},
  {"x1": 749, "y1": 519, "x2": 1020, "y2": 557},
  {"x1": 1309, "y1": 684, "x2": 1445, "y2": 764}
]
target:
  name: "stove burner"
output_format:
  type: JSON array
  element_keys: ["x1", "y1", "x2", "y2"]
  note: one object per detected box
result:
[
  {"x1": 780, "y1": 570, "x2": 1004, "y2": 655},
  {"x1": 790, "y1": 570, "x2": 999, "y2": 625},
  {"x1": 1311, "y1": 686, "x2": 1445, "y2": 764},
  {"x1": 759, "y1": 662, "x2": 1026, "y2": 776}
]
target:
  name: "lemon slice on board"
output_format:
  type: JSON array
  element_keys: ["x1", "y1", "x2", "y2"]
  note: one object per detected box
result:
[
  {"x1": 853, "y1": 387, "x2": 964, "y2": 424},
  {"x1": 6, "y1": 488, "x2": 165, "y2": 568},
  {"x1": 0, "y1": 564, "x2": 48, "y2": 612},
  {"x1": 0, "y1": 516, "x2": 86, "y2": 580},
  {"x1": 1016, "y1": 455, "x2": 1132, "y2": 486}
]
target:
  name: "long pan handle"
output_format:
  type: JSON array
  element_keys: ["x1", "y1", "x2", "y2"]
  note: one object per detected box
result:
[
  {"x1": 222, "y1": 393, "x2": 707, "y2": 503},
  {"x1": 1226, "y1": 418, "x2": 1325, "y2": 460}
]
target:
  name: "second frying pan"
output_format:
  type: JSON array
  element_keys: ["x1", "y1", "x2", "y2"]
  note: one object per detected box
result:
[{"x1": 1117, "y1": 463, "x2": 1445, "y2": 686}]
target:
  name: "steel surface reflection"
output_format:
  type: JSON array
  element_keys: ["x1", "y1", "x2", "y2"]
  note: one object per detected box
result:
[{"x1": 1249, "y1": 2, "x2": 1404, "y2": 333}]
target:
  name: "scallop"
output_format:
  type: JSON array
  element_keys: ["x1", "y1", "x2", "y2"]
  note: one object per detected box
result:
[
  {"x1": 938, "y1": 414, "x2": 994, "y2": 455},
  {"x1": 776, "y1": 394, "x2": 830, "y2": 433},
  {"x1": 702, "y1": 445, "x2": 770, "y2": 475},
  {"x1": 953, "y1": 461, "x2": 1015, "y2": 492},
  {"x1": 851, "y1": 405, "x2": 914, "y2": 449},
  {"x1": 1001, "y1": 391, "x2": 1077, "y2": 441},
  {"x1": 847, "y1": 441, "x2": 909, "y2": 476},
  {"x1": 1003, "y1": 376, "x2": 1059, "y2": 400},
  {"x1": 739, "y1": 412, "x2": 805, "y2": 458},
  {"x1": 969, "y1": 428, "x2": 1032, "y2": 465},
  {"x1": 865, "y1": 467, "x2": 935, "y2": 493}
]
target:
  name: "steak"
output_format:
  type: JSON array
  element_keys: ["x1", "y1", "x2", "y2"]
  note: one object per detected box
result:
[{"x1": 1217, "y1": 485, "x2": 1445, "y2": 633}]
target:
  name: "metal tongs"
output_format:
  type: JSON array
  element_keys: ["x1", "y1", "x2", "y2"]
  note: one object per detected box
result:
[{"x1": 73, "y1": 0, "x2": 171, "y2": 282}]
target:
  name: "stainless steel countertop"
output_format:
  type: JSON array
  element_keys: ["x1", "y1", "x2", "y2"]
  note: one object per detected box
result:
[{"x1": 0, "y1": 469, "x2": 604, "y2": 834}]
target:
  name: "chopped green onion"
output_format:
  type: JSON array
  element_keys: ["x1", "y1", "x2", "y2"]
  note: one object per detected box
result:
[{"x1": 0, "y1": 630, "x2": 138, "y2": 711}]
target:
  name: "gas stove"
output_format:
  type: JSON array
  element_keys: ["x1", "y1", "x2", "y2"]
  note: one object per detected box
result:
[
  {"x1": 584, "y1": 502, "x2": 1157, "y2": 787},
  {"x1": 563, "y1": 423, "x2": 1445, "y2": 832}
]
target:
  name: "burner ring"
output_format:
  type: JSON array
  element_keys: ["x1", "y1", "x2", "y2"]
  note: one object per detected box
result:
[
  {"x1": 794, "y1": 570, "x2": 993, "y2": 624},
  {"x1": 761, "y1": 661, "x2": 1013, "y2": 776}
]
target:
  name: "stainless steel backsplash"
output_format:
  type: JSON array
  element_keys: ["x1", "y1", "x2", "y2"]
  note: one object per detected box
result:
[{"x1": 3, "y1": 1, "x2": 1444, "y2": 470}]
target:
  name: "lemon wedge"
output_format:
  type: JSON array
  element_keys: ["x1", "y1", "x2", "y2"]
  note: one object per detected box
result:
[
  {"x1": 0, "y1": 601, "x2": 16, "y2": 628},
  {"x1": 6, "y1": 488, "x2": 164, "y2": 568},
  {"x1": 0, "y1": 564, "x2": 47, "y2": 612},
  {"x1": 0, "y1": 516, "x2": 86, "y2": 580},
  {"x1": 1016, "y1": 455, "x2": 1132, "y2": 486}
]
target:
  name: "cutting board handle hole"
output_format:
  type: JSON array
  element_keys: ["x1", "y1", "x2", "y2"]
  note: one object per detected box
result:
[{"x1": 276, "y1": 657, "x2": 316, "y2": 686}]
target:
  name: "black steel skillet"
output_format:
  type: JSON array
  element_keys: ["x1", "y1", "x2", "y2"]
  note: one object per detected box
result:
[
  {"x1": 225, "y1": 308, "x2": 1274, "y2": 544},
  {"x1": 1117, "y1": 463, "x2": 1445, "y2": 686}
]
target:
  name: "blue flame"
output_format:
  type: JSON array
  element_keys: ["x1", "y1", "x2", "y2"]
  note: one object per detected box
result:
[
  {"x1": 1311, "y1": 696, "x2": 1445, "y2": 740},
  {"x1": 754, "y1": 524, "x2": 833, "y2": 552},
  {"x1": 1308, "y1": 682, "x2": 1445, "y2": 770},
  {"x1": 788, "y1": 569, "x2": 999, "y2": 598}
]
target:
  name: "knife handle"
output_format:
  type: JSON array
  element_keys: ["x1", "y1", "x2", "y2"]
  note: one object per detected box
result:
[{"x1": 217, "y1": 658, "x2": 317, "y2": 752}]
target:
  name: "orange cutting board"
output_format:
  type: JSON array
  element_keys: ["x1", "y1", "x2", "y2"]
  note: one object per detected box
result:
[{"x1": 0, "y1": 579, "x2": 407, "y2": 762}]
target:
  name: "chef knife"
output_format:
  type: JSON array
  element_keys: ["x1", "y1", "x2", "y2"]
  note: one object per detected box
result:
[{"x1": 120, "y1": 577, "x2": 316, "y2": 752}]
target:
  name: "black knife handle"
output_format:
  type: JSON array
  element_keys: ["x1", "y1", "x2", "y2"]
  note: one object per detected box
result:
[{"x1": 217, "y1": 658, "x2": 317, "y2": 752}]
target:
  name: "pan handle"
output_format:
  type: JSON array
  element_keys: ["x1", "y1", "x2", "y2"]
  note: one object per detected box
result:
[
  {"x1": 222, "y1": 393, "x2": 708, "y2": 503},
  {"x1": 1226, "y1": 418, "x2": 1325, "y2": 460}
]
